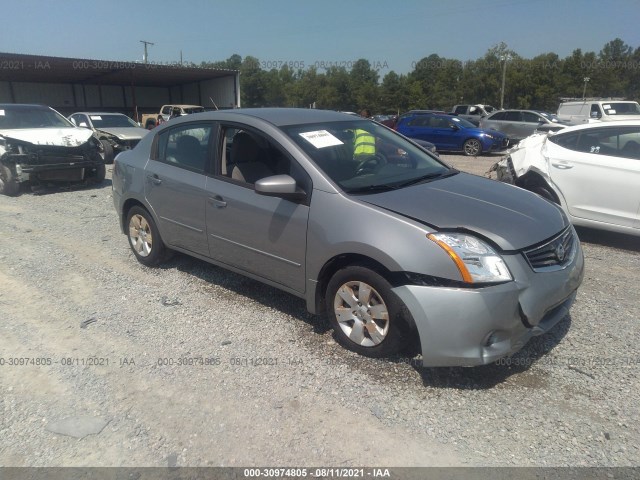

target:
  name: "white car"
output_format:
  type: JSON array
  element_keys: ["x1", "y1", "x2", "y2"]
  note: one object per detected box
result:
[{"x1": 493, "y1": 121, "x2": 640, "y2": 236}]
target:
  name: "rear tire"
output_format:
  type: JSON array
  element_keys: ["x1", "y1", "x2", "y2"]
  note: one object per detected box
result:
[
  {"x1": 326, "y1": 266, "x2": 408, "y2": 358},
  {"x1": 0, "y1": 164, "x2": 20, "y2": 196},
  {"x1": 126, "y1": 206, "x2": 169, "y2": 266}
]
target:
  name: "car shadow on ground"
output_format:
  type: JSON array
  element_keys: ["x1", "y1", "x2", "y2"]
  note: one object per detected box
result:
[
  {"x1": 159, "y1": 252, "x2": 331, "y2": 335},
  {"x1": 575, "y1": 226, "x2": 640, "y2": 252},
  {"x1": 159, "y1": 253, "x2": 574, "y2": 390},
  {"x1": 27, "y1": 178, "x2": 112, "y2": 195},
  {"x1": 410, "y1": 314, "x2": 573, "y2": 390}
]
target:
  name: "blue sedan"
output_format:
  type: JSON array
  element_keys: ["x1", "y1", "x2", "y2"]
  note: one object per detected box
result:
[{"x1": 396, "y1": 113, "x2": 508, "y2": 156}]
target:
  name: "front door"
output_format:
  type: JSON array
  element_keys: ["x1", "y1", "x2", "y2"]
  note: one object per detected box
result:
[{"x1": 205, "y1": 126, "x2": 311, "y2": 293}]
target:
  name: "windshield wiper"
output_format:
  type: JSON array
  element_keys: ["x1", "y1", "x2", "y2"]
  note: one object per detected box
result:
[
  {"x1": 346, "y1": 184, "x2": 399, "y2": 194},
  {"x1": 396, "y1": 169, "x2": 458, "y2": 188}
]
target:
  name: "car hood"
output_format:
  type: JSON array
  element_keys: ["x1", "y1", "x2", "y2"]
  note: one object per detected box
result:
[
  {"x1": 97, "y1": 127, "x2": 149, "y2": 140},
  {"x1": 358, "y1": 172, "x2": 567, "y2": 251},
  {"x1": 0, "y1": 127, "x2": 93, "y2": 147}
]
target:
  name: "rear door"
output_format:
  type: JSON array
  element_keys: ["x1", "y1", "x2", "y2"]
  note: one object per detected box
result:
[
  {"x1": 547, "y1": 126, "x2": 640, "y2": 228},
  {"x1": 144, "y1": 122, "x2": 213, "y2": 256}
]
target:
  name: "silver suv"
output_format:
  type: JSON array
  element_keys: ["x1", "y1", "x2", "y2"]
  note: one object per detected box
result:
[
  {"x1": 480, "y1": 109, "x2": 569, "y2": 142},
  {"x1": 112, "y1": 108, "x2": 584, "y2": 367}
]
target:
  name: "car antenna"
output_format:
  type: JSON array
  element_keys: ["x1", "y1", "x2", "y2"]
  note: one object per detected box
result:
[{"x1": 209, "y1": 97, "x2": 219, "y2": 110}]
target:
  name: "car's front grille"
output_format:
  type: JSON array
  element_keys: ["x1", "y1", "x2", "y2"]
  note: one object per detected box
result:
[{"x1": 523, "y1": 227, "x2": 575, "y2": 272}]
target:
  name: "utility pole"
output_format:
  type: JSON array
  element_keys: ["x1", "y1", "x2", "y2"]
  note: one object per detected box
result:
[
  {"x1": 582, "y1": 77, "x2": 590, "y2": 99},
  {"x1": 500, "y1": 54, "x2": 511, "y2": 109},
  {"x1": 140, "y1": 40, "x2": 154, "y2": 64}
]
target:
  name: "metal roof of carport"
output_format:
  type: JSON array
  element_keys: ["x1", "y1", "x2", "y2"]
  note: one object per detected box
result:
[{"x1": 0, "y1": 52, "x2": 237, "y2": 86}]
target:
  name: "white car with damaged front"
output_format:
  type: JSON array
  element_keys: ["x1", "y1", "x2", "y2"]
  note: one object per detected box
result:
[{"x1": 494, "y1": 121, "x2": 640, "y2": 235}]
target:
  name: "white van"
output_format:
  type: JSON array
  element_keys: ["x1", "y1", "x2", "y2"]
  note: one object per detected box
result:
[{"x1": 557, "y1": 99, "x2": 640, "y2": 124}]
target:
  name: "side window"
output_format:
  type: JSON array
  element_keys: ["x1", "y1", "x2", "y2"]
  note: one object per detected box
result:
[
  {"x1": 219, "y1": 126, "x2": 310, "y2": 191},
  {"x1": 156, "y1": 123, "x2": 212, "y2": 173},
  {"x1": 504, "y1": 111, "x2": 522, "y2": 122},
  {"x1": 161, "y1": 106, "x2": 172, "y2": 115},
  {"x1": 490, "y1": 112, "x2": 506, "y2": 121},
  {"x1": 590, "y1": 104, "x2": 602, "y2": 119},
  {"x1": 549, "y1": 131, "x2": 580, "y2": 150},
  {"x1": 454, "y1": 106, "x2": 467, "y2": 115},
  {"x1": 598, "y1": 127, "x2": 640, "y2": 159},
  {"x1": 407, "y1": 116, "x2": 425, "y2": 127},
  {"x1": 522, "y1": 112, "x2": 542, "y2": 123}
]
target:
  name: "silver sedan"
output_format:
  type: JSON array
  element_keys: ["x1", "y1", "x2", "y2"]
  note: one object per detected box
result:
[{"x1": 112, "y1": 108, "x2": 584, "y2": 366}]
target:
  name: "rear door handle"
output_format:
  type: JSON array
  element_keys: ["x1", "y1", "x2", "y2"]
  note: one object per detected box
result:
[
  {"x1": 551, "y1": 162, "x2": 574, "y2": 170},
  {"x1": 146, "y1": 174, "x2": 162, "y2": 185},
  {"x1": 208, "y1": 195, "x2": 227, "y2": 208}
]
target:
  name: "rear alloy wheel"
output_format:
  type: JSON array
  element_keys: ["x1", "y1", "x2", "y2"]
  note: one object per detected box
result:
[
  {"x1": 0, "y1": 164, "x2": 20, "y2": 196},
  {"x1": 126, "y1": 206, "x2": 168, "y2": 266},
  {"x1": 326, "y1": 266, "x2": 407, "y2": 357},
  {"x1": 463, "y1": 138, "x2": 482, "y2": 156}
]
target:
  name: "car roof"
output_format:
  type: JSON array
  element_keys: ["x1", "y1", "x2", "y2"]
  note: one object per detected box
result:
[
  {"x1": 181, "y1": 108, "x2": 359, "y2": 126},
  {"x1": 550, "y1": 120, "x2": 640, "y2": 134}
]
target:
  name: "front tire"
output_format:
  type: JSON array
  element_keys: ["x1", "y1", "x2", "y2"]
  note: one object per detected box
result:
[
  {"x1": 463, "y1": 138, "x2": 482, "y2": 156},
  {"x1": 100, "y1": 140, "x2": 114, "y2": 164},
  {"x1": 326, "y1": 266, "x2": 408, "y2": 357},
  {"x1": 0, "y1": 164, "x2": 20, "y2": 196},
  {"x1": 126, "y1": 206, "x2": 168, "y2": 266},
  {"x1": 87, "y1": 164, "x2": 106, "y2": 184},
  {"x1": 530, "y1": 184, "x2": 559, "y2": 204}
]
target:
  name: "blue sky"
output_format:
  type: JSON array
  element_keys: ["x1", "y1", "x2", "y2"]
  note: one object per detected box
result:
[{"x1": 1, "y1": 0, "x2": 638, "y2": 74}]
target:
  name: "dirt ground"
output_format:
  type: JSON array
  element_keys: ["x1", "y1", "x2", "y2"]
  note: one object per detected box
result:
[{"x1": 0, "y1": 153, "x2": 638, "y2": 468}]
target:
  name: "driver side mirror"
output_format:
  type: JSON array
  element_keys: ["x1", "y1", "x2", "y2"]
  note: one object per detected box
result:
[
  {"x1": 449, "y1": 124, "x2": 459, "y2": 131},
  {"x1": 255, "y1": 174, "x2": 306, "y2": 200}
]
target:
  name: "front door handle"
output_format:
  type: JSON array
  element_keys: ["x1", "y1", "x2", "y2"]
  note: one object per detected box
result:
[
  {"x1": 146, "y1": 174, "x2": 162, "y2": 185},
  {"x1": 208, "y1": 195, "x2": 227, "y2": 208},
  {"x1": 551, "y1": 162, "x2": 574, "y2": 170}
]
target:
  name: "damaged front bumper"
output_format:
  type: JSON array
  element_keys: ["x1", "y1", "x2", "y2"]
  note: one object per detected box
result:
[
  {"x1": 392, "y1": 233, "x2": 585, "y2": 367},
  {"x1": 489, "y1": 156, "x2": 516, "y2": 184},
  {"x1": 1, "y1": 139, "x2": 103, "y2": 184}
]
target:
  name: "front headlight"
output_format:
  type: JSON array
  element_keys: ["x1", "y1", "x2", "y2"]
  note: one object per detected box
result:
[{"x1": 427, "y1": 233, "x2": 512, "y2": 284}]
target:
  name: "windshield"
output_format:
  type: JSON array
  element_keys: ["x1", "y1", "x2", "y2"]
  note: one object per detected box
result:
[
  {"x1": 0, "y1": 106, "x2": 73, "y2": 129},
  {"x1": 89, "y1": 114, "x2": 138, "y2": 128},
  {"x1": 605, "y1": 103, "x2": 640, "y2": 115},
  {"x1": 281, "y1": 120, "x2": 452, "y2": 193}
]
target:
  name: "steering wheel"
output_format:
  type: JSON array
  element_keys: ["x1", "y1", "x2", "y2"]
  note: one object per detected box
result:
[{"x1": 355, "y1": 153, "x2": 387, "y2": 175}]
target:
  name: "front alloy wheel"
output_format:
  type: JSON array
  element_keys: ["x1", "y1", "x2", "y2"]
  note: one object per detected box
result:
[
  {"x1": 326, "y1": 266, "x2": 408, "y2": 357},
  {"x1": 463, "y1": 138, "x2": 482, "y2": 156}
]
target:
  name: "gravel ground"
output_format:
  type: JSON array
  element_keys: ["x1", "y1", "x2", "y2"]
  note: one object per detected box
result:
[{"x1": 0, "y1": 153, "x2": 639, "y2": 468}]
